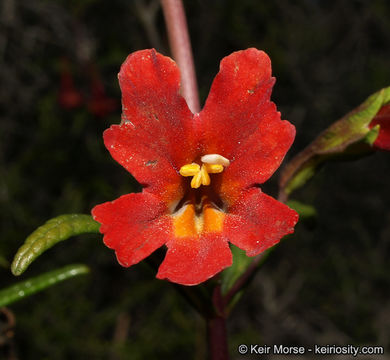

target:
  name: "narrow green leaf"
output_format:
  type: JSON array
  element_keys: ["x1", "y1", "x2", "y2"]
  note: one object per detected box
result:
[
  {"x1": 221, "y1": 246, "x2": 253, "y2": 295},
  {"x1": 11, "y1": 214, "x2": 100, "y2": 276},
  {"x1": 0, "y1": 264, "x2": 89, "y2": 307},
  {"x1": 286, "y1": 200, "x2": 317, "y2": 220},
  {"x1": 280, "y1": 87, "x2": 390, "y2": 198}
]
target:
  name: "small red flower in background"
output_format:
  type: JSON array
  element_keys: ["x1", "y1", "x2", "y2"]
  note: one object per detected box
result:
[
  {"x1": 92, "y1": 48, "x2": 299, "y2": 286},
  {"x1": 58, "y1": 58, "x2": 83, "y2": 110},
  {"x1": 87, "y1": 63, "x2": 118, "y2": 118},
  {"x1": 369, "y1": 104, "x2": 390, "y2": 151}
]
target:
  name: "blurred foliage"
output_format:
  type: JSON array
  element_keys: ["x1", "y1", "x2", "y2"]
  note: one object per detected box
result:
[{"x1": 0, "y1": 0, "x2": 389, "y2": 359}]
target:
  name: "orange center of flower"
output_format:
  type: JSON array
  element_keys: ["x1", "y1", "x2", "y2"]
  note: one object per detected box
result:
[
  {"x1": 173, "y1": 197, "x2": 225, "y2": 238},
  {"x1": 173, "y1": 154, "x2": 230, "y2": 238}
]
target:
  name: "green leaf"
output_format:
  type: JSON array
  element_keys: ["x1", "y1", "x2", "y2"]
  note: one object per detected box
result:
[
  {"x1": 286, "y1": 200, "x2": 317, "y2": 220},
  {"x1": 0, "y1": 264, "x2": 89, "y2": 307},
  {"x1": 11, "y1": 214, "x2": 100, "y2": 276},
  {"x1": 221, "y1": 246, "x2": 253, "y2": 295},
  {"x1": 279, "y1": 86, "x2": 390, "y2": 198},
  {"x1": 364, "y1": 125, "x2": 380, "y2": 146}
]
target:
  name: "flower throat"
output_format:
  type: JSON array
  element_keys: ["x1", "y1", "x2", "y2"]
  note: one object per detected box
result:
[{"x1": 172, "y1": 154, "x2": 230, "y2": 237}]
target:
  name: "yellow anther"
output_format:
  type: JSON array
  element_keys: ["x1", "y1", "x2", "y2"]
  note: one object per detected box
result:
[
  {"x1": 179, "y1": 154, "x2": 229, "y2": 189},
  {"x1": 204, "y1": 163, "x2": 224, "y2": 174},
  {"x1": 191, "y1": 172, "x2": 202, "y2": 188},
  {"x1": 179, "y1": 163, "x2": 200, "y2": 177},
  {"x1": 200, "y1": 165, "x2": 211, "y2": 186}
]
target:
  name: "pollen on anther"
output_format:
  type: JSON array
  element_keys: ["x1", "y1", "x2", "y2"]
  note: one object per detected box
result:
[
  {"x1": 201, "y1": 154, "x2": 230, "y2": 167},
  {"x1": 200, "y1": 165, "x2": 210, "y2": 186},
  {"x1": 180, "y1": 163, "x2": 200, "y2": 177},
  {"x1": 179, "y1": 154, "x2": 230, "y2": 189},
  {"x1": 191, "y1": 172, "x2": 202, "y2": 188},
  {"x1": 204, "y1": 163, "x2": 224, "y2": 174}
]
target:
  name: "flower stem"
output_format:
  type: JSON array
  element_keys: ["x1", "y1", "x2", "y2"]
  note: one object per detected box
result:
[
  {"x1": 161, "y1": 0, "x2": 200, "y2": 113},
  {"x1": 207, "y1": 285, "x2": 229, "y2": 360},
  {"x1": 161, "y1": 2, "x2": 226, "y2": 357}
]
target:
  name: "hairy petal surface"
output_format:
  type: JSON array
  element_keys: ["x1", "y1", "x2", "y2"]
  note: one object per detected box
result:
[
  {"x1": 156, "y1": 233, "x2": 232, "y2": 286},
  {"x1": 198, "y1": 48, "x2": 295, "y2": 203},
  {"x1": 105, "y1": 49, "x2": 197, "y2": 201},
  {"x1": 198, "y1": 48, "x2": 274, "y2": 155},
  {"x1": 92, "y1": 192, "x2": 171, "y2": 267},
  {"x1": 224, "y1": 188, "x2": 299, "y2": 256}
]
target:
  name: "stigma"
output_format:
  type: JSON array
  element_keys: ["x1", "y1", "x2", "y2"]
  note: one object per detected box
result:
[{"x1": 179, "y1": 154, "x2": 230, "y2": 189}]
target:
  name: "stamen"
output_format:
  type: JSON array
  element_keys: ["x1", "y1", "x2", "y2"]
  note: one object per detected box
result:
[
  {"x1": 201, "y1": 154, "x2": 230, "y2": 167},
  {"x1": 200, "y1": 165, "x2": 210, "y2": 186},
  {"x1": 179, "y1": 153, "x2": 230, "y2": 189},
  {"x1": 191, "y1": 172, "x2": 202, "y2": 189},
  {"x1": 179, "y1": 163, "x2": 200, "y2": 177},
  {"x1": 204, "y1": 163, "x2": 224, "y2": 174}
]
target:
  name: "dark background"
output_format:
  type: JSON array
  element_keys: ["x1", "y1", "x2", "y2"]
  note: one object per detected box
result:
[{"x1": 0, "y1": 0, "x2": 389, "y2": 359}]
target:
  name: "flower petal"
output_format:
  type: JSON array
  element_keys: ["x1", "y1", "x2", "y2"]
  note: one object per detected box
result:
[
  {"x1": 218, "y1": 103, "x2": 295, "y2": 204},
  {"x1": 92, "y1": 192, "x2": 171, "y2": 267},
  {"x1": 370, "y1": 104, "x2": 390, "y2": 151},
  {"x1": 224, "y1": 188, "x2": 298, "y2": 256},
  {"x1": 156, "y1": 233, "x2": 232, "y2": 286},
  {"x1": 104, "y1": 124, "x2": 182, "y2": 205},
  {"x1": 198, "y1": 48, "x2": 295, "y2": 202},
  {"x1": 105, "y1": 49, "x2": 196, "y2": 201}
]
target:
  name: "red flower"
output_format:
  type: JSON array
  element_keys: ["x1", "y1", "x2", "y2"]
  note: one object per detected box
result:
[
  {"x1": 58, "y1": 58, "x2": 83, "y2": 110},
  {"x1": 92, "y1": 49, "x2": 298, "y2": 286},
  {"x1": 87, "y1": 63, "x2": 118, "y2": 118},
  {"x1": 369, "y1": 104, "x2": 390, "y2": 151}
]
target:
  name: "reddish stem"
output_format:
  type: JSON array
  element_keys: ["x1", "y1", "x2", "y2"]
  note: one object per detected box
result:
[
  {"x1": 161, "y1": 0, "x2": 200, "y2": 113},
  {"x1": 161, "y1": 2, "x2": 226, "y2": 357},
  {"x1": 207, "y1": 285, "x2": 229, "y2": 360}
]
